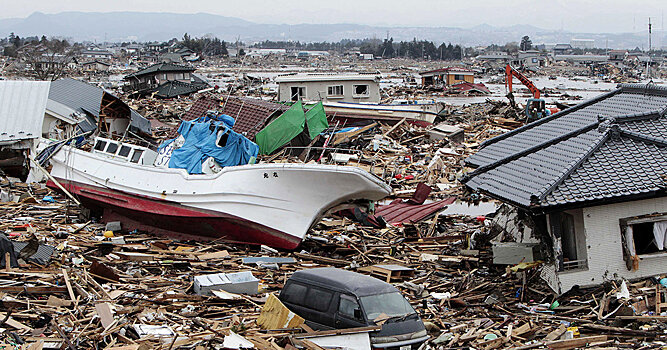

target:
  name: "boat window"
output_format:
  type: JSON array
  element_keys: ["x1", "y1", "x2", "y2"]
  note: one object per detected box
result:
[
  {"x1": 118, "y1": 145, "x2": 132, "y2": 157},
  {"x1": 106, "y1": 143, "x2": 119, "y2": 154},
  {"x1": 130, "y1": 149, "x2": 143, "y2": 163},
  {"x1": 94, "y1": 140, "x2": 107, "y2": 151}
]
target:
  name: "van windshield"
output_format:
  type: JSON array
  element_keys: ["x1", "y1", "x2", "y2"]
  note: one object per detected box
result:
[{"x1": 359, "y1": 292, "x2": 415, "y2": 320}]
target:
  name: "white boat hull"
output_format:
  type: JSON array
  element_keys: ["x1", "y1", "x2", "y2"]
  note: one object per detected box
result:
[{"x1": 48, "y1": 146, "x2": 390, "y2": 248}]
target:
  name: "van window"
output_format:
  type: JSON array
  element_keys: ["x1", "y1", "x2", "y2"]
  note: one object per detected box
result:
[
  {"x1": 339, "y1": 294, "x2": 360, "y2": 319},
  {"x1": 304, "y1": 287, "x2": 333, "y2": 312},
  {"x1": 360, "y1": 292, "x2": 414, "y2": 320},
  {"x1": 282, "y1": 282, "x2": 307, "y2": 305}
]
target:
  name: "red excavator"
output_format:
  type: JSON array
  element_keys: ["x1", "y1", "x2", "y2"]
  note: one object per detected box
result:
[{"x1": 505, "y1": 64, "x2": 559, "y2": 121}]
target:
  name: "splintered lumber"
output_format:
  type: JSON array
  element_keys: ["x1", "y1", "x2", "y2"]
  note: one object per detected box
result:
[
  {"x1": 580, "y1": 323, "x2": 659, "y2": 337},
  {"x1": 292, "y1": 252, "x2": 348, "y2": 266},
  {"x1": 256, "y1": 294, "x2": 304, "y2": 330},
  {"x1": 544, "y1": 324, "x2": 567, "y2": 341},
  {"x1": 61, "y1": 268, "x2": 76, "y2": 302},
  {"x1": 547, "y1": 335, "x2": 608, "y2": 350},
  {"x1": 0, "y1": 312, "x2": 32, "y2": 331}
]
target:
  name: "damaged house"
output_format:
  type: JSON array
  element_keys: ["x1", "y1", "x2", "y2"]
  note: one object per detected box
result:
[
  {"x1": 47, "y1": 78, "x2": 151, "y2": 139},
  {"x1": 123, "y1": 63, "x2": 209, "y2": 98},
  {"x1": 0, "y1": 78, "x2": 151, "y2": 179},
  {"x1": 463, "y1": 83, "x2": 667, "y2": 294},
  {"x1": 0, "y1": 81, "x2": 51, "y2": 179}
]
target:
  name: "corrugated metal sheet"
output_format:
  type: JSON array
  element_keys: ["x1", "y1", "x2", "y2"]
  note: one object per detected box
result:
[
  {"x1": 49, "y1": 78, "x2": 103, "y2": 118},
  {"x1": 48, "y1": 78, "x2": 151, "y2": 135},
  {"x1": 0, "y1": 81, "x2": 51, "y2": 143},
  {"x1": 375, "y1": 197, "x2": 456, "y2": 225}
]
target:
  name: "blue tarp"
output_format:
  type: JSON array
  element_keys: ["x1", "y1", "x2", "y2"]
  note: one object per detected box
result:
[{"x1": 159, "y1": 114, "x2": 259, "y2": 174}]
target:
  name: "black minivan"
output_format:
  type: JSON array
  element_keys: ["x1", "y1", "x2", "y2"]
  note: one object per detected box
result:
[{"x1": 279, "y1": 267, "x2": 428, "y2": 350}]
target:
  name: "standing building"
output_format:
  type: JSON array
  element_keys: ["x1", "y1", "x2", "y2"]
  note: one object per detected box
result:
[
  {"x1": 463, "y1": 83, "x2": 667, "y2": 294},
  {"x1": 123, "y1": 63, "x2": 208, "y2": 98},
  {"x1": 275, "y1": 74, "x2": 381, "y2": 103},
  {"x1": 419, "y1": 67, "x2": 475, "y2": 87}
]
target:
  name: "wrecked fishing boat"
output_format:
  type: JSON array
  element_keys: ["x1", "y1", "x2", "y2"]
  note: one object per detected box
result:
[
  {"x1": 322, "y1": 101, "x2": 442, "y2": 125},
  {"x1": 47, "y1": 115, "x2": 390, "y2": 249}
]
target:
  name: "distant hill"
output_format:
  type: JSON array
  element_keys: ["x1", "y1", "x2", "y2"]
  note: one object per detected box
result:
[{"x1": 0, "y1": 11, "x2": 661, "y2": 49}]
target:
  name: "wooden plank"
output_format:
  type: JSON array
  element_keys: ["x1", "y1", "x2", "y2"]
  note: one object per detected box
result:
[
  {"x1": 544, "y1": 324, "x2": 566, "y2": 342},
  {"x1": 293, "y1": 252, "x2": 348, "y2": 266},
  {"x1": 61, "y1": 268, "x2": 76, "y2": 302},
  {"x1": 547, "y1": 335, "x2": 607, "y2": 350},
  {"x1": 96, "y1": 302, "x2": 115, "y2": 329},
  {"x1": 0, "y1": 312, "x2": 32, "y2": 331}
]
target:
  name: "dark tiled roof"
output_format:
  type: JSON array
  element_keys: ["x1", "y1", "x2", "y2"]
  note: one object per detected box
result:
[
  {"x1": 467, "y1": 85, "x2": 667, "y2": 168},
  {"x1": 124, "y1": 63, "x2": 195, "y2": 79},
  {"x1": 463, "y1": 84, "x2": 667, "y2": 210},
  {"x1": 183, "y1": 96, "x2": 289, "y2": 139},
  {"x1": 153, "y1": 80, "x2": 207, "y2": 99}
]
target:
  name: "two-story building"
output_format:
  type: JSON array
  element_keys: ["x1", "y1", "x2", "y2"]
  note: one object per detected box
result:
[{"x1": 123, "y1": 63, "x2": 208, "y2": 98}]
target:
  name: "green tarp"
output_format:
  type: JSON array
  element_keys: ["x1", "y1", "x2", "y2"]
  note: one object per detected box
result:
[
  {"x1": 255, "y1": 101, "x2": 306, "y2": 155},
  {"x1": 305, "y1": 102, "x2": 329, "y2": 139}
]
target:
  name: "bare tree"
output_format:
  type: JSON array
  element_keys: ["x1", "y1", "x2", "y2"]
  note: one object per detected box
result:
[{"x1": 21, "y1": 39, "x2": 80, "y2": 81}]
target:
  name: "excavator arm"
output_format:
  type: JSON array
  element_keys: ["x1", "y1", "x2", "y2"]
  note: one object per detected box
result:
[{"x1": 505, "y1": 64, "x2": 540, "y2": 99}]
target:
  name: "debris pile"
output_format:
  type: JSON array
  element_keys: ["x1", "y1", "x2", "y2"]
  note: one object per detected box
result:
[{"x1": 2, "y1": 163, "x2": 667, "y2": 349}]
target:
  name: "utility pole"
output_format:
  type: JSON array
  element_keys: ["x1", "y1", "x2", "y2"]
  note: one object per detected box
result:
[
  {"x1": 605, "y1": 38, "x2": 608, "y2": 56},
  {"x1": 647, "y1": 18, "x2": 652, "y2": 79},
  {"x1": 648, "y1": 17, "x2": 652, "y2": 52}
]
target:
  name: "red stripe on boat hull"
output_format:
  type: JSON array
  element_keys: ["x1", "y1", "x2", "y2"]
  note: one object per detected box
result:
[{"x1": 47, "y1": 179, "x2": 301, "y2": 249}]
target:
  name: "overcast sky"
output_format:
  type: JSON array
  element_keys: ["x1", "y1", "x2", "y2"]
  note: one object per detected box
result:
[{"x1": 2, "y1": 0, "x2": 665, "y2": 33}]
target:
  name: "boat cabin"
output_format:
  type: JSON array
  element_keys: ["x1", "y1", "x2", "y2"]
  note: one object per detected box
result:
[{"x1": 92, "y1": 137, "x2": 158, "y2": 166}]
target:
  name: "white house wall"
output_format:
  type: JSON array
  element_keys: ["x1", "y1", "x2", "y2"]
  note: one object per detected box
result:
[
  {"x1": 554, "y1": 197, "x2": 667, "y2": 293},
  {"x1": 278, "y1": 81, "x2": 380, "y2": 103}
]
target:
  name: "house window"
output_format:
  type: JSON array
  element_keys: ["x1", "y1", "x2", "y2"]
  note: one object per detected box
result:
[
  {"x1": 550, "y1": 209, "x2": 587, "y2": 271},
  {"x1": 625, "y1": 219, "x2": 667, "y2": 256},
  {"x1": 327, "y1": 85, "x2": 344, "y2": 97},
  {"x1": 453, "y1": 74, "x2": 465, "y2": 80},
  {"x1": 353, "y1": 84, "x2": 369, "y2": 97},
  {"x1": 290, "y1": 86, "x2": 306, "y2": 101}
]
